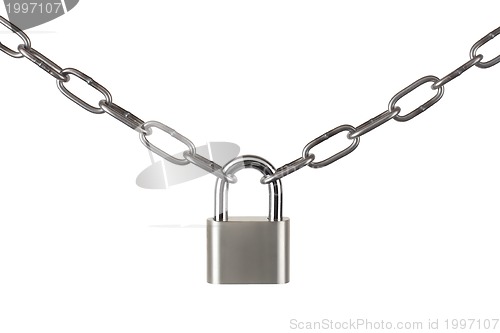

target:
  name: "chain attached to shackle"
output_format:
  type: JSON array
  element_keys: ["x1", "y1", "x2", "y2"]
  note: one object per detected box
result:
[{"x1": 1, "y1": 15, "x2": 500, "y2": 184}]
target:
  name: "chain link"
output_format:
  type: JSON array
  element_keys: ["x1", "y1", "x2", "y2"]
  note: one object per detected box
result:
[
  {"x1": 303, "y1": 125, "x2": 360, "y2": 169},
  {"x1": 261, "y1": 155, "x2": 315, "y2": 184},
  {"x1": 390, "y1": 76, "x2": 445, "y2": 122},
  {"x1": 432, "y1": 55, "x2": 483, "y2": 90},
  {"x1": 1, "y1": 15, "x2": 500, "y2": 185},
  {"x1": 99, "y1": 101, "x2": 146, "y2": 133},
  {"x1": 139, "y1": 121, "x2": 196, "y2": 166},
  {"x1": 0, "y1": 16, "x2": 30, "y2": 58},
  {"x1": 470, "y1": 26, "x2": 500, "y2": 69},
  {"x1": 57, "y1": 68, "x2": 112, "y2": 114},
  {"x1": 348, "y1": 107, "x2": 400, "y2": 140},
  {"x1": 183, "y1": 151, "x2": 236, "y2": 183},
  {"x1": 17, "y1": 45, "x2": 68, "y2": 81}
]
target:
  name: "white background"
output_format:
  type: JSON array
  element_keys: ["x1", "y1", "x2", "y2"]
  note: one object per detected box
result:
[{"x1": 1, "y1": 1, "x2": 500, "y2": 332}]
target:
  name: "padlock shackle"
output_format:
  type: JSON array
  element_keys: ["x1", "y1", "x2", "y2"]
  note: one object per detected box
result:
[{"x1": 214, "y1": 155, "x2": 283, "y2": 222}]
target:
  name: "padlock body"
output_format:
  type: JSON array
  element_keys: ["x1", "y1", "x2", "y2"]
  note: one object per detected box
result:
[{"x1": 207, "y1": 217, "x2": 290, "y2": 284}]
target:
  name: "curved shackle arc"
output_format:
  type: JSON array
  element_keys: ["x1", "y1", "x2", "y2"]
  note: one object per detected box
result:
[{"x1": 214, "y1": 155, "x2": 283, "y2": 222}]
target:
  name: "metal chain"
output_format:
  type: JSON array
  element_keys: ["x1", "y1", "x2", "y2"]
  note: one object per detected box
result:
[
  {"x1": 0, "y1": 15, "x2": 234, "y2": 183},
  {"x1": 1, "y1": 15, "x2": 500, "y2": 185},
  {"x1": 264, "y1": 26, "x2": 500, "y2": 184}
]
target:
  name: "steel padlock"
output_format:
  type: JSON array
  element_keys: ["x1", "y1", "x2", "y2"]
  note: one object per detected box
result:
[{"x1": 207, "y1": 155, "x2": 290, "y2": 284}]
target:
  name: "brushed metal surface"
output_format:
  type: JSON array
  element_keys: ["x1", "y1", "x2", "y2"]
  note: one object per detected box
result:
[{"x1": 207, "y1": 217, "x2": 290, "y2": 284}]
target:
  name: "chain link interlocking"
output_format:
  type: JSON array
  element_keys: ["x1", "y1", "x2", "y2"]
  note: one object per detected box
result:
[
  {"x1": 0, "y1": 15, "x2": 234, "y2": 183},
  {"x1": 265, "y1": 25, "x2": 500, "y2": 184},
  {"x1": 1, "y1": 15, "x2": 499, "y2": 185},
  {"x1": 0, "y1": 16, "x2": 30, "y2": 58}
]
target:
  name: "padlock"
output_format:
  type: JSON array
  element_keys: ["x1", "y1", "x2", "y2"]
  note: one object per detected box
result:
[{"x1": 207, "y1": 155, "x2": 290, "y2": 284}]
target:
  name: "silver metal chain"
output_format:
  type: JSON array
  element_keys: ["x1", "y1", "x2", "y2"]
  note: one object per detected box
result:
[
  {"x1": 0, "y1": 15, "x2": 235, "y2": 183},
  {"x1": 261, "y1": 26, "x2": 500, "y2": 184},
  {"x1": 1, "y1": 15, "x2": 499, "y2": 185}
]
